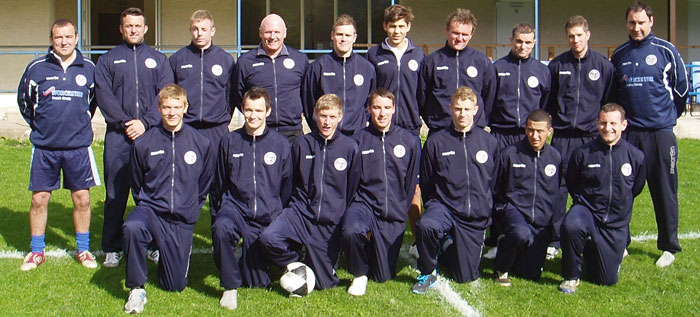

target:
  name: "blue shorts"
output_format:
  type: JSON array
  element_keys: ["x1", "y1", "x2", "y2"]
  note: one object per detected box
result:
[{"x1": 29, "y1": 146, "x2": 101, "y2": 191}]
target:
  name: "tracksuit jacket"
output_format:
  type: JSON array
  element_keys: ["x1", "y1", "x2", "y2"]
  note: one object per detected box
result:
[
  {"x1": 234, "y1": 45, "x2": 309, "y2": 131},
  {"x1": 302, "y1": 52, "x2": 376, "y2": 135},
  {"x1": 494, "y1": 139, "x2": 562, "y2": 227},
  {"x1": 566, "y1": 137, "x2": 646, "y2": 228},
  {"x1": 210, "y1": 127, "x2": 293, "y2": 225},
  {"x1": 130, "y1": 124, "x2": 215, "y2": 227},
  {"x1": 611, "y1": 33, "x2": 689, "y2": 130},
  {"x1": 352, "y1": 124, "x2": 420, "y2": 222},
  {"x1": 418, "y1": 43, "x2": 496, "y2": 130},
  {"x1": 491, "y1": 53, "x2": 551, "y2": 130},
  {"x1": 547, "y1": 49, "x2": 615, "y2": 135},
  {"x1": 18, "y1": 48, "x2": 96, "y2": 149},
  {"x1": 169, "y1": 43, "x2": 235, "y2": 126},
  {"x1": 367, "y1": 38, "x2": 425, "y2": 134},
  {"x1": 287, "y1": 130, "x2": 361, "y2": 225},
  {"x1": 420, "y1": 125, "x2": 498, "y2": 228},
  {"x1": 96, "y1": 41, "x2": 173, "y2": 131}
]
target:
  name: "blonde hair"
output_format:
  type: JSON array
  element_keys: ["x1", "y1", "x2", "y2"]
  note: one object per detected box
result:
[
  {"x1": 191, "y1": 10, "x2": 214, "y2": 26},
  {"x1": 158, "y1": 84, "x2": 189, "y2": 108},
  {"x1": 315, "y1": 94, "x2": 343, "y2": 114},
  {"x1": 450, "y1": 86, "x2": 477, "y2": 105}
]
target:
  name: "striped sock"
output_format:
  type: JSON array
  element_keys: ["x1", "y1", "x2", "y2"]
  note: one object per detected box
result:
[
  {"x1": 76, "y1": 232, "x2": 90, "y2": 253},
  {"x1": 30, "y1": 234, "x2": 45, "y2": 253}
]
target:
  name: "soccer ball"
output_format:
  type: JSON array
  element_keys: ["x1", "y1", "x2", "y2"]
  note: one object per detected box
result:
[{"x1": 280, "y1": 262, "x2": 315, "y2": 296}]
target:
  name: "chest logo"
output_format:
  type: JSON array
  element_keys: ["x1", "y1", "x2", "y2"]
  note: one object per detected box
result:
[
  {"x1": 283, "y1": 58, "x2": 295, "y2": 69},
  {"x1": 621, "y1": 163, "x2": 632, "y2": 177},
  {"x1": 334, "y1": 157, "x2": 348, "y2": 171},
  {"x1": 527, "y1": 76, "x2": 539, "y2": 88},
  {"x1": 211, "y1": 64, "x2": 223, "y2": 76},
  {"x1": 588, "y1": 69, "x2": 600, "y2": 81},
  {"x1": 475, "y1": 150, "x2": 488, "y2": 164},
  {"x1": 184, "y1": 151, "x2": 197, "y2": 165},
  {"x1": 645, "y1": 54, "x2": 657, "y2": 66},
  {"x1": 545, "y1": 164, "x2": 557, "y2": 177},
  {"x1": 75, "y1": 74, "x2": 87, "y2": 87},
  {"x1": 466, "y1": 66, "x2": 478, "y2": 78},
  {"x1": 264, "y1": 152, "x2": 277, "y2": 165},
  {"x1": 354, "y1": 74, "x2": 365, "y2": 86},
  {"x1": 393, "y1": 144, "x2": 406, "y2": 158},
  {"x1": 408, "y1": 59, "x2": 419, "y2": 71},
  {"x1": 144, "y1": 58, "x2": 157, "y2": 69}
]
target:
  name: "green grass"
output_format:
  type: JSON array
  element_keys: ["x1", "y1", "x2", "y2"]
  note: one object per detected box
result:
[{"x1": 0, "y1": 138, "x2": 698, "y2": 315}]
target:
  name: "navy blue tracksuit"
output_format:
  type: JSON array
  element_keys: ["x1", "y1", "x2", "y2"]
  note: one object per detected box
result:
[
  {"x1": 210, "y1": 127, "x2": 292, "y2": 290},
  {"x1": 169, "y1": 43, "x2": 235, "y2": 143},
  {"x1": 491, "y1": 53, "x2": 551, "y2": 150},
  {"x1": 561, "y1": 137, "x2": 645, "y2": 285},
  {"x1": 418, "y1": 43, "x2": 496, "y2": 132},
  {"x1": 234, "y1": 45, "x2": 309, "y2": 139},
  {"x1": 343, "y1": 124, "x2": 420, "y2": 282},
  {"x1": 546, "y1": 49, "x2": 614, "y2": 248},
  {"x1": 493, "y1": 140, "x2": 561, "y2": 280},
  {"x1": 367, "y1": 38, "x2": 425, "y2": 135},
  {"x1": 612, "y1": 33, "x2": 688, "y2": 254},
  {"x1": 260, "y1": 131, "x2": 361, "y2": 289},
  {"x1": 96, "y1": 41, "x2": 173, "y2": 253},
  {"x1": 124, "y1": 124, "x2": 214, "y2": 291},
  {"x1": 417, "y1": 126, "x2": 498, "y2": 282}
]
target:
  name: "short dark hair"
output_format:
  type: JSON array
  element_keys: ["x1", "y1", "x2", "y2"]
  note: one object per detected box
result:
[
  {"x1": 626, "y1": 1, "x2": 653, "y2": 20},
  {"x1": 384, "y1": 5, "x2": 414, "y2": 24},
  {"x1": 526, "y1": 109, "x2": 552, "y2": 127},
  {"x1": 242, "y1": 87, "x2": 271, "y2": 111},
  {"x1": 565, "y1": 15, "x2": 589, "y2": 33},
  {"x1": 121, "y1": 7, "x2": 146, "y2": 25},
  {"x1": 445, "y1": 8, "x2": 477, "y2": 31},
  {"x1": 511, "y1": 23, "x2": 535, "y2": 38},
  {"x1": 600, "y1": 103, "x2": 626, "y2": 120},
  {"x1": 50, "y1": 19, "x2": 76, "y2": 38},
  {"x1": 368, "y1": 88, "x2": 395, "y2": 107}
]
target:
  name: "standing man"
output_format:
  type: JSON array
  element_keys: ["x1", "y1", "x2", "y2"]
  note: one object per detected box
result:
[
  {"x1": 260, "y1": 94, "x2": 361, "y2": 290},
  {"x1": 559, "y1": 103, "x2": 645, "y2": 294},
  {"x1": 169, "y1": 10, "x2": 235, "y2": 145},
  {"x1": 123, "y1": 84, "x2": 214, "y2": 313},
  {"x1": 546, "y1": 15, "x2": 614, "y2": 260},
  {"x1": 412, "y1": 87, "x2": 498, "y2": 294},
  {"x1": 493, "y1": 110, "x2": 561, "y2": 286},
  {"x1": 418, "y1": 8, "x2": 496, "y2": 134},
  {"x1": 96, "y1": 7, "x2": 173, "y2": 268},
  {"x1": 611, "y1": 1, "x2": 688, "y2": 267},
  {"x1": 343, "y1": 88, "x2": 420, "y2": 296},
  {"x1": 302, "y1": 14, "x2": 376, "y2": 136},
  {"x1": 234, "y1": 14, "x2": 309, "y2": 143},
  {"x1": 366, "y1": 4, "x2": 424, "y2": 258},
  {"x1": 17, "y1": 19, "x2": 100, "y2": 270},
  {"x1": 211, "y1": 87, "x2": 293, "y2": 310}
]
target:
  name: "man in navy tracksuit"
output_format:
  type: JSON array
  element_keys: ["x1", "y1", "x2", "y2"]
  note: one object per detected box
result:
[
  {"x1": 343, "y1": 88, "x2": 420, "y2": 296},
  {"x1": 412, "y1": 86, "x2": 498, "y2": 294},
  {"x1": 234, "y1": 14, "x2": 309, "y2": 143},
  {"x1": 123, "y1": 84, "x2": 214, "y2": 314},
  {"x1": 260, "y1": 94, "x2": 361, "y2": 291},
  {"x1": 169, "y1": 10, "x2": 235, "y2": 145},
  {"x1": 493, "y1": 110, "x2": 561, "y2": 286},
  {"x1": 210, "y1": 87, "x2": 293, "y2": 310},
  {"x1": 96, "y1": 8, "x2": 173, "y2": 268},
  {"x1": 611, "y1": 2, "x2": 688, "y2": 268},
  {"x1": 418, "y1": 8, "x2": 496, "y2": 134},
  {"x1": 17, "y1": 19, "x2": 100, "y2": 271},
  {"x1": 546, "y1": 16, "x2": 614, "y2": 258},
  {"x1": 559, "y1": 103, "x2": 645, "y2": 294},
  {"x1": 302, "y1": 14, "x2": 375, "y2": 136}
]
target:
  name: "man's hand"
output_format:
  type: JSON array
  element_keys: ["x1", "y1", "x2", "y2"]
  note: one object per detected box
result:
[{"x1": 125, "y1": 119, "x2": 146, "y2": 140}]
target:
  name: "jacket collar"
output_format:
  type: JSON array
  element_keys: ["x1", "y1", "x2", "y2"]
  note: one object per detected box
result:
[
  {"x1": 239, "y1": 125, "x2": 270, "y2": 141},
  {"x1": 187, "y1": 42, "x2": 215, "y2": 54},
  {"x1": 630, "y1": 32, "x2": 654, "y2": 46},
  {"x1": 46, "y1": 47, "x2": 85, "y2": 67},
  {"x1": 380, "y1": 37, "x2": 418, "y2": 53},
  {"x1": 367, "y1": 122, "x2": 396, "y2": 136},
  {"x1": 256, "y1": 44, "x2": 290, "y2": 58}
]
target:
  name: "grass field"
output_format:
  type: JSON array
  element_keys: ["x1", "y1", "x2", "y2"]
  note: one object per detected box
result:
[{"x1": 0, "y1": 138, "x2": 698, "y2": 316}]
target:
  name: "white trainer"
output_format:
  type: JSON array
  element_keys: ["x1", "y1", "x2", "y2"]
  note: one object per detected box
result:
[
  {"x1": 483, "y1": 247, "x2": 497, "y2": 260},
  {"x1": 655, "y1": 251, "x2": 675, "y2": 268},
  {"x1": 147, "y1": 249, "x2": 159, "y2": 264},
  {"x1": 103, "y1": 252, "x2": 122, "y2": 268},
  {"x1": 546, "y1": 247, "x2": 559, "y2": 260},
  {"x1": 408, "y1": 243, "x2": 419, "y2": 259},
  {"x1": 124, "y1": 288, "x2": 147, "y2": 314},
  {"x1": 623, "y1": 249, "x2": 629, "y2": 259},
  {"x1": 220, "y1": 289, "x2": 238, "y2": 310},
  {"x1": 348, "y1": 275, "x2": 368, "y2": 296}
]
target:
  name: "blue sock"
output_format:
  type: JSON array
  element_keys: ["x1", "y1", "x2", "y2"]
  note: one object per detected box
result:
[
  {"x1": 76, "y1": 232, "x2": 90, "y2": 253},
  {"x1": 30, "y1": 235, "x2": 45, "y2": 253}
]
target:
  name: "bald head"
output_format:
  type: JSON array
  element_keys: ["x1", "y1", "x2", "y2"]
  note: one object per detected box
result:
[{"x1": 259, "y1": 14, "x2": 287, "y2": 57}]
